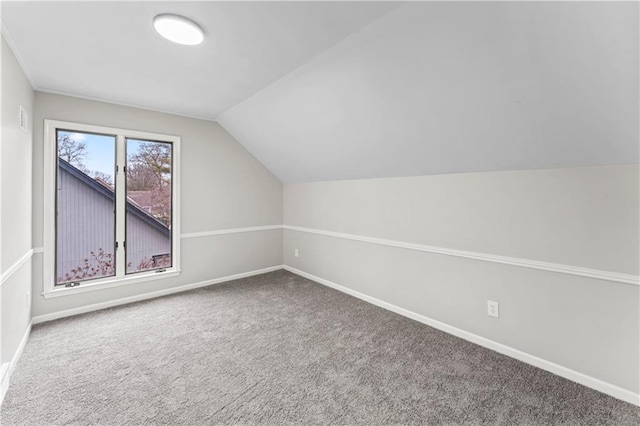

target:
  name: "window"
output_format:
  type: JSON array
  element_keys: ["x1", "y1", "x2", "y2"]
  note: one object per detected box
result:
[{"x1": 44, "y1": 120, "x2": 180, "y2": 297}]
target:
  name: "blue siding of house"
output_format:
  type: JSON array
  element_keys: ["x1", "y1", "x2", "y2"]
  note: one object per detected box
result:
[
  {"x1": 56, "y1": 164, "x2": 116, "y2": 282},
  {"x1": 126, "y1": 211, "x2": 172, "y2": 272},
  {"x1": 56, "y1": 161, "x2": 170, "y2": 283}
]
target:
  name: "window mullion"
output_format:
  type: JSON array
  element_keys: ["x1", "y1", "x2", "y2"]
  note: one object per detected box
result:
[{"x1": 115, "y1": 135, "x2": 127, "y2": 278}]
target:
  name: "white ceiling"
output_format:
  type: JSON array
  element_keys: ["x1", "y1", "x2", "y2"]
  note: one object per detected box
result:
[
  {"x1": 1, "y1": 1, "x2": 399, "y2": 119},
  {"x1": 3, "y1": 1, "x2": 638, "y2": 183},
  {"x1": 219, "y1": 1, "x2": 639, "y2": 182}
]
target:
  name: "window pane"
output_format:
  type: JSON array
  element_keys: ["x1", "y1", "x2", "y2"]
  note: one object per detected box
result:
[
  {"x1": 56, "y1": 130, "x2": 116, "y2": 285},
  {"x1": 125, "y1": 139, "x2": 172, "y2": 274}
]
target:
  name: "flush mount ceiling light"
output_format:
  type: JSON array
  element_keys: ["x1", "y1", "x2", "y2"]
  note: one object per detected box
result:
[{"x1": 153, "y1": 14, "x2": 204, "y2": 45}]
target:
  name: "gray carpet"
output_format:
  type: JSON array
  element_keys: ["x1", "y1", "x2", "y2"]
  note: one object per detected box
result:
[{"x1": 2, "y1": 270, "x2": 639, "y2": 425}]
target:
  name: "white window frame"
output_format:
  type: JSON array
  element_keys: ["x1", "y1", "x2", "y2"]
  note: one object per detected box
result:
[{"x1": 43, "y1": 119, "x2": 181, "y2": 298}]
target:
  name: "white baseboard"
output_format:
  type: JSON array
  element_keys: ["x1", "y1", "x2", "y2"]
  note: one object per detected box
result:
[
  {"x1": 0, "y1": 321, "x2": 32, "y2": 406},
  {"x1": 32, "y1": 265, "x2": 284, "y2": 325},
  {"x1": 284, "y1": 265, "x2": 640, "y2": 407}
]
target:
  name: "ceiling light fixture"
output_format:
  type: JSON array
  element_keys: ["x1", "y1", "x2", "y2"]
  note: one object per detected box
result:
[{"x1": 153, "y1": 14, "x2": 204, "y2": 46}]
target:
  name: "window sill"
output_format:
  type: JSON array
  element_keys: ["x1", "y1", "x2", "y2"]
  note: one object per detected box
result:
[{"x1": 42, "y1": 269, "x2": 182, "y2": 299}]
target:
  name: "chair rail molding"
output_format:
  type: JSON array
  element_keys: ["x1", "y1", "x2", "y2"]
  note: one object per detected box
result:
[
  {"x1": 0, "y1": 249, "x2": 34, "y2": 287},
  {"x1": 180, "y1": 225, "x2": 283, "y2": 239},
  {"x1": 283, "y1": 225, "x2": 639, "y2": 286}
]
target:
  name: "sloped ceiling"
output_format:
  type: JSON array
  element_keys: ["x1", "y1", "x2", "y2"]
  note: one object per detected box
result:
[
  {"x1": 3, "y1": 2, "x2": 638, "y2": 184},
  {"x1": 219, "y1": 1, "x2": 639, "y2": 183}
]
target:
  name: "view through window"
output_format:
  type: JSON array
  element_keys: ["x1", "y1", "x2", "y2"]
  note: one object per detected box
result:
[
  {"x1": 126, "y1": 139, "x2": 173, "y2": 274},
  {"x1": 55, "y1": 129, "x2": 174, "y2": 286}
]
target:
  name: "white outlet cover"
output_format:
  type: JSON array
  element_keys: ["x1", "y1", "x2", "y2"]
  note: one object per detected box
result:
[
  {"x1": 294, "y1": 249, "x2": 299, "y2": 257},
  {"x1": 487, "y1": 300, "x2": 500, "y2": 318}
]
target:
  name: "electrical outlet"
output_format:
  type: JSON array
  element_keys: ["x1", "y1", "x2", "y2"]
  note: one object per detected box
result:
[
  {"x1": 487, "y1": 300, "x2": 499, "y2": 318},
  {"x1": 26, "y1": 291, "x2": 30, "y2": 307},
  {"x1": 294, "y1": 248, "x2": 299, "y2": 257}
]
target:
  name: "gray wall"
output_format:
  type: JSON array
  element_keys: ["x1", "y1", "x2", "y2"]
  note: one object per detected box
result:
[
  {"x1": 283, "y1": 165, "x2": 640, "y2": 394},
  {"x1": 32, "y1": 92, "x2": 283, "y2": 318},
  {"x1": 1, "y1": 35, "x2": 34, "y2": 371}
]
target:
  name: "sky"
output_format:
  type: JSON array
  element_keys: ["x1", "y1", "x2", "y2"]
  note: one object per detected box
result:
[
  {"x1": 59, "y1": 130, "x2": 115, "y2": 178},
  {"x1": 58, "y1": 131, "x2": 150, "y2": 181}
]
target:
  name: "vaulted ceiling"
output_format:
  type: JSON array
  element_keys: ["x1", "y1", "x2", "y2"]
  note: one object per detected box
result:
[{"x1": 3, "y1": 1, "x2": 638, "y2": 183}]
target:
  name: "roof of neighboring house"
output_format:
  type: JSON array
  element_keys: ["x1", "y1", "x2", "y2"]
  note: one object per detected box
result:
[
  {"x1": 58, "y1": 159, "x2": 171, "y2": 238},
  {"x1": 126, "y1": 190, "x2": 158, "y2": 212}
]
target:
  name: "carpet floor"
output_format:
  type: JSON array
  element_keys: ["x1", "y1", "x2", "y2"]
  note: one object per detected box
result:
[{"x1": 1, "y1": 270, "x2": 639, "y2": 425}]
